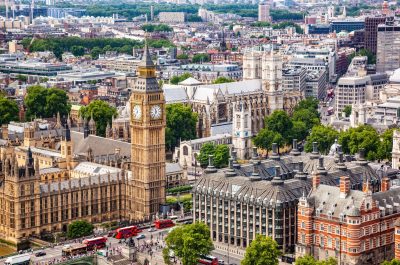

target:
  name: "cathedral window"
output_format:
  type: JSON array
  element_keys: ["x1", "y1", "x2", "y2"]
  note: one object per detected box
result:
[
  {"x1": 244, "y1": 115, "x2": 248, "y2": 128},
  {"x1": 236, "y1": 115, "x2": 241, "y2": 129},
  {"x1": 183, "y1": 146, "x2": 188, "y2": 156}
]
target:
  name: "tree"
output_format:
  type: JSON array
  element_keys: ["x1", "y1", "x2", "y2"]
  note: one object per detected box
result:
[
  {"x1": 212, "y1": 76, "x2": 235, "y2": 84},
  {"x1": 192, "y1": 53, "x2": 210, "y2": 63},
  {"x1": 166, "y1": 103, "x2": 197, "y2": 151},
  {"x1": 213, "y1": 144, "x2": 229, "y2": 168},
  {"x1": 0, "y1": 96, "x2": 19, "y2": 125},
  {"x1": 253, "y1": 128, "x2": 276, "y2": 155},
  {"x1": 338, "y1": 125, "x2": 380, "y2": 160},
  {"x1": 305, "y1": 125, "x2": 339, "y2": 154},
  {"x1": 170, "y1": 73, "x2": 193, "y2": 85},
  {"x1": 79, "y1": 100, "x2": 118, "y2": 137},
  {"x1": 377, "y1": 128, "x2": 394, "y2": 160},
  {"x1": 241, "y1": 235, "x2": 281, "y2": 265},
  {"x1": 265, "y1": 110, "x2": 293, "y2": 144},
  {"x1": 91, "y1": 47, "x2": 103, "y2": 59},
  {"x1": 177, "y1": 54, "x2": 189, "y2": 59},
  {"x1": 343, "y1": 105, "x2": 352, "y2": 117},
  {"x1": 16, "y1": 74, "x2": 27, "y2": 82},
  {"x1": 293, "y1": 97, "x2": 319, "y2": 116},
  {"x1": 25, "y1": 85, "x2": 71, "y2": 120},
  {"x1": 291, "y1": 109, "x2": 320, "y2": 132},
  {"x1": 382, "y1": 259, "x2": 400, "y2": 265},
  {"x1": 67, "y1": 220, "x2": 94, "y2": 239},
  {"x1": 164, "y1": 222, "x2": 214, "y2": 265},
  {"x1": 290, "y1": 120, "x2": 308, "y2": 142},
  {"x1": 198, "y1": 143, "x2": 216, "y2": 168},
  {"x1": 295, "y1": 255, "x2": 337, "y2": 265},
  {"x1": 71, "y1": 45, "x2": 85, "y2": 57}
]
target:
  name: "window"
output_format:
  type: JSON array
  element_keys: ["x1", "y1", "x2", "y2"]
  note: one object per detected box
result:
[
  {"x1": 183, "y1": 146, "x2": 188, "y2": 156},
  {"x1": 301, "y1": 221, "x2": 305, "y2": 229},
  {"x1": 236, "y1": 115, "x2": 241, "y2": 128}
]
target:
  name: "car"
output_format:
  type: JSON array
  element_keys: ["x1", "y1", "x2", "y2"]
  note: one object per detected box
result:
[
  {"x1": 35, "y1": 251, "x2": 46, "y2": 257},
  {"x1": 136, "y1": 234, "x2": 146, "y2": 240},
  {"x1": 218, "y1": 260, "x2": 225, "y2": 265},
  {"x1": 148, "y1": 227, "x2": 156, "y2": 232}
]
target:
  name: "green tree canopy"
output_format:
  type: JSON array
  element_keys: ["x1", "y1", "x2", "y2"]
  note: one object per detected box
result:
[
  {"x1": 166, "y1": 103, "x2": 197, "y2": 151},
  {"x1": 377, "y1": 128, "x2": 394, "y2": 160},
  {"x1": 197, "y1": 143, "x2": 229, "y2": 168},
  {"x1": 141, "y1": 23, "x2": 173, "y2": 32},
  {"x1": 212, "y1": 76, "x2": 235, "y2": 84},
  {"x1": 290, "y1": 120, "x2": 308, "y2": 142},
  {"x1": 241, "y1": 235, "x2": 281, "y2": 265},
  {"x1": 25, "y1": 85, "x2": 71, "y2": 120},
  {"x1": 79, "y1": 100, "x2": 118, "y2": 137},
  {"x1": 177, "y1": 54, "x2": 189, "y2": 59},
  {"x1": 265, "y1": 110, "x2": 293, "y2": 144},
  {"x1": 192, "y1": 53, "x2": 210, "y2": 63},
  {"x1": 305, "y1": 125, "x2": 339, "y2": 154},
  {"x1": 164, "y1": 222, "x2": 214, "y2": 265},
  {"x1": 170, "y1": 73, "x2": 193, "y2": 85},
  {"x1": 16, "y1": 74, "x2": 27, "y2": 82},
  {"x1": 382, "y1": 259, "x2": 400, "y2": 265},
  {"x1": 343, "y1": 105, "x2": 352, "y2": 117},
  {"x1": 338, "y1": 125, "x2": 380, "y2": 160},
  {"x1": 0, "y1": 96, "x2": 19, "y2": 125},
  {"x1": 293, "y1": 97, "x2": 319, "y2": 116},
  {"x1": 71, "y1": 45, "x2": 85, "y2": 57},
  {"x1": 291, "y1": 109, "x2": 320, "y2": 132},
  {"x1": 213, "y1": 144, "x2": 229, "y2": 168},
  {"x1": 295, "y1": 255, "x2": 337, "y2": 265},
  {"x1": 67, "y1": 220, "x2": 94, "y2": 239},
  {"x1": 253, "y1": 128, "x2": 276, "y2": 152}
]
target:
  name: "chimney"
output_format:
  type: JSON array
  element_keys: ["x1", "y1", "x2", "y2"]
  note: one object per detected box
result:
[
  {"x1": 311, "y1": 142, "x2": 319, "y2": 158},
  {"x1": 340, "y1": 176, "x2": 350, "y2": 198},
  {"x1": 357, "y1": 148, "x2": 368, "y2": 166},
  {"x1": 291, "y1": 139, "x2": 300, "y2": 156},
  {"x1": 312, "y1": 171, "x2": 320, "y2": 189},
  {"x1": 270, "y1": 143, "x2": 280, "y2": 160},
  {"x1": 381, "y1": 177, "x2": 390, "y2": 192}
]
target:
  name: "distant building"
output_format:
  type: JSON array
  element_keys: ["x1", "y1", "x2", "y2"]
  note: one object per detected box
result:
[
  {"x1": 282, "y1": 67, "x2": 307, "y2": 94},
  {"x1": 377, "y1": 17, "x2": 400, "y2": 73},
  {"x1": 305, "y1": 69, "x2": 327, "y2": 100},
  {"x1": 330, "y1": 20, "x2": 365, "y2": 33},
  {"x1": 159, "y1": 12, "x2": 186, "y2": 23},
  {"x1": 0, "y1": 61, "x2": 72, "y2": 76},
  {"x1": 364, "y1": 16, "x2": 387, "y2": 55},
  {"x1": 258, "y1": 2, "x2": 271, "y2": 22}
]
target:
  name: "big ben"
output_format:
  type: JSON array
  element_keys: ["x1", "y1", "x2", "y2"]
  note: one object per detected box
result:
[{"x1": 129, "y1": 42, "x2": 166, "y2": 221}]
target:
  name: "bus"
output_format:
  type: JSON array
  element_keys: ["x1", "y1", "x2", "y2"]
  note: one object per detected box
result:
[
  {"x1": 82, "y1": 237, "x2": 107, "y2": 250},
  {"x1": 115, "y1": 225, "x2": 140, "y2": 239},
  {"x1": 169, "y1": 215, "x2": 179, "y2": 220},
  {"x1": 62, "y1": 243, "x2": 88, "y2": 257},
  {"x1": 154, "y1": 219, "x2": 175, "y2": 229},
  {"x1": 4, "y1": 254, "x2": 31, "y2": 265},
  {"x1": 198, "y1": 255, "x2": 218, "y2": 265}
]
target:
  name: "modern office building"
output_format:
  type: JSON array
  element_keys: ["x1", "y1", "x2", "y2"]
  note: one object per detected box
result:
[
  {"x1": 282, "y1": 67, "x2": 307, "y2": 94},
  {"x1": 0, "y1": 61, "x2": 72, "y2": 76},
  {"x1": 364, "y1": 16, "x2": 387, "y2": 55},
  {"x1": 330, "y1": 20, "x2": 365, "y2": 33},
  {"x1": 258, "y1": 2, "x2": 271, "y2": 22},
  {"x1": 376, "y1": 18, "x2": 400, "y2": 73}
]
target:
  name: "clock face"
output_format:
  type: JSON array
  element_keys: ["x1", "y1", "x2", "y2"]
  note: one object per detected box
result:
[
  {"x1": 150, "y1": 105, "x2": 162, "y2": 119},
  {"x1": 133, "y1": 105, "x2": 142, "y2": 119}
]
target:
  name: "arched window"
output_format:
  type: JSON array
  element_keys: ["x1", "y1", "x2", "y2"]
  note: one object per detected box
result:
[
  {"x1": 236, "y1": 115, "x2": 241, "y2": 129},
  {"x1": 183, "y1": 146, "x2": 188, "y2": 156}
]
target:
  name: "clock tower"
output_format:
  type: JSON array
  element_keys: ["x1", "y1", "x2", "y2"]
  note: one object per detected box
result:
[{"x1": 129, "y1": 42, "x2": 166, "y2": 221}]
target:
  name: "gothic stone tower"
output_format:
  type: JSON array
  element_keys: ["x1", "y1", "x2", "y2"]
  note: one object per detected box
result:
[
  {"x1": 232, "y1": 101, "x2": 252, "y2": 160},
  {"x1": 129, "y1": 42, "x2": 166, "y2": 221},
  {"x1": 263, "y1": 51, "x2": 283, "y2": 112}
]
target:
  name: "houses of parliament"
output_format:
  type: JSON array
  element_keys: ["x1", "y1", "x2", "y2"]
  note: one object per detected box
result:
[{"x1": 0, "y1": 44, "x2": 166, "y2": 247}]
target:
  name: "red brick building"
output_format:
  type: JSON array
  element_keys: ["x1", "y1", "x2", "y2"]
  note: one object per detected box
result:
[{"x1": 297, "y1": 174, "x2": 400, "y2": 265}]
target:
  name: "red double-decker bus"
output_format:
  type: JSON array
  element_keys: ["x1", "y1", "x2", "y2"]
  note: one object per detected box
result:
[
  {"x1": 82, "y1": 237, "x2": 107, "y2": 250},
  {"x1": 198, "y1": 255, "x2": 218, "y2": 265},
  {"x1": 115, "y1": 226, "x2": 139, "y2": 239},
  {"x1": 154, "y1": 219, "x2": 175, "y2": 229}
]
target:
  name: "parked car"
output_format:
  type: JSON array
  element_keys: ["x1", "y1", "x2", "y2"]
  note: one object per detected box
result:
[
  {"x1": 148, "y1": 228, "x2": 156, "y2": 232},
  {"x1": 136, "y1": 234, "x2": 146, "y2": 240},
  {"x1": 35, "y1": 251, "x2": 46, "y2": 257}
]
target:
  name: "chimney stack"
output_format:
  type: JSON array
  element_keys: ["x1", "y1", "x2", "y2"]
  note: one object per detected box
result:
[
  {"x1": 290, "y1": 139, "x2": 300, "y2": 156},
  {"x1": 340, "y1": 176, "x2": 351, "y2": 198},
  {"x1": 381, "y1": 177, "x2": 390, "y2": 192},
  {"x1": 270, "y1": 143, "x2": 280, "y2": 160},
  {"x1": 312, "y1": 171, "x2": 320, "y2": 190}
]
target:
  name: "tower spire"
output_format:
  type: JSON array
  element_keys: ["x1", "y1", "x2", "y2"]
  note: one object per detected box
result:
[{"x1": 140, "y1": 40, "x2": 154, "y2": 67}]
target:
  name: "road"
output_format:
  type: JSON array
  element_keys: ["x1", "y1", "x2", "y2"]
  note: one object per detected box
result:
[{"x1": 0, "y1": 227, "x2": 171, "y2": 265}]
